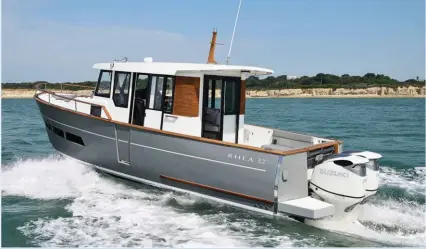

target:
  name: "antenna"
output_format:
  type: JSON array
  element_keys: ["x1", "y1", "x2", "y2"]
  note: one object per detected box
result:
[{"x1": 226, "y1": 0, "x2": 242, "y2": 65}]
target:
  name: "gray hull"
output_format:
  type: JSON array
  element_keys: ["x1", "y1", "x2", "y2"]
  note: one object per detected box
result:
[{"x1": 36, "y1": 100, "x2": 295, "y2": 212}]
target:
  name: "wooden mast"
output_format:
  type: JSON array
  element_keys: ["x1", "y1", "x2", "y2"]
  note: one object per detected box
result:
[{"x1": 207, "y1": 28, "x2": 218, "y2": 64}]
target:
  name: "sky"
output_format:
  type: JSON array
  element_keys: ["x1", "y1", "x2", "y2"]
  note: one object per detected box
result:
[{"x1": 1, "y1": 0, "x2": 425, "y2": 83}]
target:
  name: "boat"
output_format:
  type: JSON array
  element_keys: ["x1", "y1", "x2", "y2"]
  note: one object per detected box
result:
[{"x1": 34, "y1": 29, "x2": 383, "y2": 223}]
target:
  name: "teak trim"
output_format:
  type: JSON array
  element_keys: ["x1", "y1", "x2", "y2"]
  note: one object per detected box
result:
[
  {"x1": 160, "y1": 175, "x2": 273, "y2": 205},
  {"x1": 34, "y1": 91, "x2": 342, "y2": 157}
]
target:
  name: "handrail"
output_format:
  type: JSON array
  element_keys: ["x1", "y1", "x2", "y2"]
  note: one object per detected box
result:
[
  {"x1": 61, "y1": 83, "x2": 96, "y2": 90},
  {"x1": 34, "y1": 83, "x2": 112, "y2": 120}
]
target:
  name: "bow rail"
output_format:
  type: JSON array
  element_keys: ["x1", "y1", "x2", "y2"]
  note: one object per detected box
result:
[{"x1": 34, "y1": 82, "x2": 112, "y2": 120}]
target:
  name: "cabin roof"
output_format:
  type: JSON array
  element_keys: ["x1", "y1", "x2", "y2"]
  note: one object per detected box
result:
[{"x1": 93, "y1": 62, "x2": 273, "y2": 76}]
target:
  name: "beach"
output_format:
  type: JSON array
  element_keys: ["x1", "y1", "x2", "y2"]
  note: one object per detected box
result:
[{"x1": 2, "y1": 85, "x2": 424, "y2": 99}]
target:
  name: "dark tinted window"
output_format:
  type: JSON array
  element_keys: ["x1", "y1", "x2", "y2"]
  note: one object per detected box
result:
[
  {"x1": 113, "y1": 71, "x2": 131, "y2": 108},
  {"x1": 153, "y1": 76, "x2": 165, "y2": 110},
  {"x1": 224, "y1": 79, "x2": 240, "y2": 114},
  {"x1": 66, "y1": 132, "x2": 85, "y2": 146},
  {"x1": 52, "y1": 126, "x2": 64, "y2": 138},
  {"x1": 163, "y1": 77, "x2": 174, "y2": 113},
  {"x1": 134, "y1": 74, "x2": 150, "y2": 103},
  {"x1": 95, "y1": 70, "x2": 112, "y2": 98},
  {"x1": 90, "y1": 105, "x2": 102, "y2": 117}
]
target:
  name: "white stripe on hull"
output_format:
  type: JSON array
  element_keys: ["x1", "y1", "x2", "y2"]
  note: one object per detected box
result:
[{"x1": 45, "y1": 115, "x2": 265, "y2": 172}]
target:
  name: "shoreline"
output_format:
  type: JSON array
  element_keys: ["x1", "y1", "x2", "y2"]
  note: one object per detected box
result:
[{"x1": 2, "y1": 87, "x2": 425, "y2": 99}]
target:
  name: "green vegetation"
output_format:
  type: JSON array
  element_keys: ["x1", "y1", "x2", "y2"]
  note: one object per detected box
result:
[
  {"x1": 246, "y1": 73, "x2": 425, "y2": 90},
  {"x1": 1, "y1": 81, "x2": 96, "y2": 91},
  {"x1": 1, "y1": 73, "x2": 424, "y2": 90}
]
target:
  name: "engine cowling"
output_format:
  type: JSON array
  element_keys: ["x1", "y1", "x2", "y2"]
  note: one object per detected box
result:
[
  {"x1": 341, "y1": 151, "x2": 382, "y2": 203},
  {"x1": 309, "y1": 154, "x2": 369, "y2": 216}
]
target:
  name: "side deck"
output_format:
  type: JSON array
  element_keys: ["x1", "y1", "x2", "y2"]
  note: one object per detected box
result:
[{"x1": 34, "y1": 89, "x2": 342, "y2": 160}]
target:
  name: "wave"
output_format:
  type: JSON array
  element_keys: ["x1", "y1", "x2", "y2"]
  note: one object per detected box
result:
[{"x1": 2, "y1": 155, "x2": 424, "y2": 247}]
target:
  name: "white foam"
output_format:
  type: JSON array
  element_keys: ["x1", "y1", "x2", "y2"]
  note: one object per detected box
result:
[
  {"x1": 359, "y1": 198, "x2": 425, "y2": 232},
  {"x1": 304, "y1": 165, "x2": 426, "y2": 246},
  {"x1": 5, "y1": 155, "x2": 304, "y2": 247},
  {"x1": 306, "y1": 198, "x2": 426, "y2": 246},
  {"x1": 379, "y1": 166, "x2": 425, "y2": 195},
  {"x1": 2, "y1": 154, "x2": 99, "y2": 199},
  {"x1": 5, "y1": 155, "x2": 423, "y2": 247}
]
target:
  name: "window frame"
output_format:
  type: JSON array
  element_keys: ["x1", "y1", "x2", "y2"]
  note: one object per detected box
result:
[
  {"x1": 152, "y1": 75, "x2": 165, "y2": 111},
  {"x1": 112, "y1": 70, "x2": 132, "y2": 108},
  {"x1": 162, "y1": 76, "x2": 176, "y2": 114},
  {"x1": 223, "y1": 77, "x2": 241, "y2": 115},
  {"x1": 94, "y1": 70, "x2": 113, "y2": 98},
  {"x1": 128, "y1": 73, "x2": 176, "y2": 124},
  {"x1": 140, "y1": 73, "x2": 176, "y2": 113}
]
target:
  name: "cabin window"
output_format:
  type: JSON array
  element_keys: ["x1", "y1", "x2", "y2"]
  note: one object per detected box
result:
[
  {"x1": 65, "y1": 132, "x2": 85, "y2": 146},
  {"x1": 207, "y1": 79, "x2": 222, "y2": 109},
  {"x1": 153, "y1": 76, "x2": 165, "y2": 110},
  {"x1": 90, "y1": 105, "x2": 102, "y2": 117},
  {"x1": 52, "y1": 126, "x2": 64, "y2": 138},
  {"x1": 224, "y1": 79, "x2": 240, "y2": 115},
  {"x1": 163, "y1": 77, "x2": 175, "y2": 113},
  {"x1": 113, "y1": 71, "x2": 131, "y2": 108},
  {"x1": 95, "y1": 70, "x2": 112, "y2": 98},
  {"x1": 131, "y1": 74, "x2": 150, "y2": 125},
  {"x1": 134, "y1": 74, "x2": 150, "y2": 104},
  {"x1": 148, "y1": 76, "x2": 157, "y2": 109},
  {"x1": 145, "y1": 75, "x2": 175, "y2": 112}
]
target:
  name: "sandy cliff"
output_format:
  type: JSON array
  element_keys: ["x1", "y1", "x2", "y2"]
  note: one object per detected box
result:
[
  {"x1": 2, "y1": 89, "x2": 93, "y2": 99},
  {"x1": 2, "y1": 86, "x2": 425, "y2": 99},
  {"x1": 244, "y1": 86, "x2": 425, "y2": 98}
]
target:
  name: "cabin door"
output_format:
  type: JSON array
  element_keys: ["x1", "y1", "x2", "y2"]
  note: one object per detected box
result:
[
  {"x1": 130, "y1": 74, "x2": 174, "y2": 130},
  {"x1": 130, "y1": 73, "x2": 150, "y2": 127},
  {"x1": 202, "y1": 76, "x2": 241, "y2": 143},
  {"x1": 221, "y1": 77, "x2": 241, "y2": 143},
  {"x1": 202, "y1": 76, "x2": 223, "y2": 140},
  {"x1": 144, "y1": 76, "x2": 164, "y2": 129}
]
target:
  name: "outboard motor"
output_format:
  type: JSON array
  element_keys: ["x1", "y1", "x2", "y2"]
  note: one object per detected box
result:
[
  {"x1": 341, "y1": 151, "x2": 382, "y2": 204},
  {"x1": 309, "y1": 154, "x2": 369, "y2": 216}
]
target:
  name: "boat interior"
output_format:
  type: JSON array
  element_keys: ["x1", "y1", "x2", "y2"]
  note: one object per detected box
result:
[{"x1": 35, "y1": 30, "x2": 338, "y2": 158}]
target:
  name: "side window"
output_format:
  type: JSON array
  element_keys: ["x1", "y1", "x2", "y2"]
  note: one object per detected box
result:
[
  {"x1": 147, "y1": 75, "x2": 175, "y2": 111},
  {"x1": 95, "y1": 70, "x2": 112, "y2": 98},
  {"x1": 148, "y1": 76, "x2": 157, "y2": 109},
  {"x1": 163, "y1": 77, "x2": 174, "y2": 113},
  {"x1": 207, "y1": 79, "x2": 222, "y2": 109},
  {"x1": 134, "y1": 74, "x2": 150, "y2": 104},
  {"x1": 224, "y1": 79, "x2": 239, "y2": 114},
  {"x1": 153, "y1": 76, "x2": 165, "y2": 110},
  {"x1": 113, "y1": 71, "x2": 131, "y2": 108}
]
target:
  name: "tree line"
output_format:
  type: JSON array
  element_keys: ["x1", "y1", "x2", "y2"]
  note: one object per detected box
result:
[
  {"x1": 245, "y1": 73, "x2": 424, "y2": 90},
  {"x1": 1, "y1": 73, "x2": 424, "y2": 91}
]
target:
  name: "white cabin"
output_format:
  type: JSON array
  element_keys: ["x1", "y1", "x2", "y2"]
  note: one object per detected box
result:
[{"x1": 89, "y1": 60, "x2": 273, "y2": 144}]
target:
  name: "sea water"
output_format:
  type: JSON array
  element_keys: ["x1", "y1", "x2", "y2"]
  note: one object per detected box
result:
[{"x1": 2, "y1": 98, "x2": 425, "y2": 247}]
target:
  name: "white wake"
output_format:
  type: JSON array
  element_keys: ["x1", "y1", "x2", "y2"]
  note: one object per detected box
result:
[
  {"x1": 2, "y1": 155, "x2": 310, "y2": 247},
  {"x1": 305, "y1": 166, "x2": 426, "y2": 247}
]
